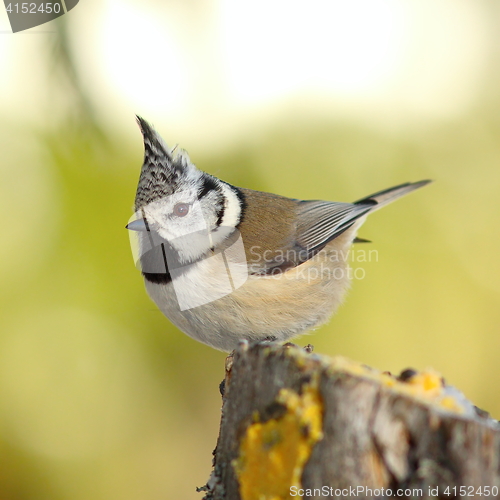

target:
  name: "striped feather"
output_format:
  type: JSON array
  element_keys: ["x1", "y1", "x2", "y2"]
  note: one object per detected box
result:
[{"x1": 295, "y1": 180, "x2": 431, "y2": 252}]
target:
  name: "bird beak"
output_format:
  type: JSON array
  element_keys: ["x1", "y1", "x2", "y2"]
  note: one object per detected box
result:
[{"x1": 126, "y1": 218, "x2": 148, "y2": 231}]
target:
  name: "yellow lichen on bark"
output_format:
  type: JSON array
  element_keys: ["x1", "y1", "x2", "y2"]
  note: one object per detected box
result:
[{"x1": 234, "y1": 379, "x2": 323, "y2": 500}]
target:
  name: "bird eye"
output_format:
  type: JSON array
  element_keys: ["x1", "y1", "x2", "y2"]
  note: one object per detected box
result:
[{"x1": 173, "y1": 202, "x2": 190, "y2": 217}]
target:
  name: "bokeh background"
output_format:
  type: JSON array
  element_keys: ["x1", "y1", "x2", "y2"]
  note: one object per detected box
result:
[{"x1": 1, "y1": 1, "x2": 500, "y2": 499}]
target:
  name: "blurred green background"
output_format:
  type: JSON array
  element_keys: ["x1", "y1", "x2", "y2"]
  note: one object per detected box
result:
[{"x1": 1, "y1": 1, "x2": 500, "y2": 499}]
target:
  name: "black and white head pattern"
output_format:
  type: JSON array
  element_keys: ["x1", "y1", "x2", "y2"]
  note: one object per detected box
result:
[{"x1": 133, "y1": 117, "x2": 244, "y2": 264}]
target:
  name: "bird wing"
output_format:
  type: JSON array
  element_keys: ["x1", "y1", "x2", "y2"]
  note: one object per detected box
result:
[
  {"x1": 247, "y1": 180, "x2": 431, "y2": 275},
  {"x1": 295, "y1": 200, "x2": 372, "y2": 252},
  {"x1": 295, "y1": 180, "x2": 432, "y2": 253}
]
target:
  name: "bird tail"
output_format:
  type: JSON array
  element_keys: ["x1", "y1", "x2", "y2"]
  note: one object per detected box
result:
[{"x1": 354, "y1": 180, "x2": 432, "y2": 211}]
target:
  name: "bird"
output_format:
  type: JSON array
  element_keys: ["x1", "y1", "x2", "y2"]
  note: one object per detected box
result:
[{"x1": 127, "y1": 117, "x2": 431, "y2": 352}]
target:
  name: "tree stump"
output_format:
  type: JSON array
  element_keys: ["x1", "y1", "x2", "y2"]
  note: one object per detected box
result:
[{"x1": 199, "y1": 342, "x2": 500, "y2": 500}]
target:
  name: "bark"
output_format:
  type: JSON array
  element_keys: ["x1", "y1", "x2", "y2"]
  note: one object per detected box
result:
[{"x1": 199, "y1": 342, "x2": 500, "y2": 500}]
